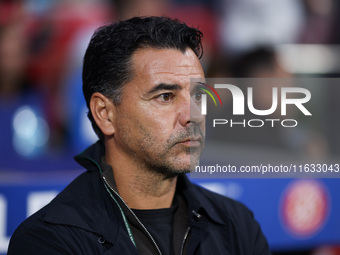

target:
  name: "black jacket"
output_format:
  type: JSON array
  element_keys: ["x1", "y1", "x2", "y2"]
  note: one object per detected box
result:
[{"x1": 8, "y1": 142, "x2": 271, "y2": 255}]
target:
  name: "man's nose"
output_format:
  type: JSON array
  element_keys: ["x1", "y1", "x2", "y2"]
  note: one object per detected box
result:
[{"x1": 178, "y1": 97, "x2": 205, "y2": 127}]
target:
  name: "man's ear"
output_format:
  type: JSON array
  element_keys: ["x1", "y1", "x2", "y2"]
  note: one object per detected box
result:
[{"x1": 90, "y1": 92, "x2": 116, "y2": 136}]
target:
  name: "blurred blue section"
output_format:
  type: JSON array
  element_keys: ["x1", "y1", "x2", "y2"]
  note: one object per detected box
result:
[
  {"x1": 192, "y1": 178, "x2": 340, "y2": 251},
  {"x1": 0, "y1": 170, "x2": 82, "y2": 254},
  {"x1": 1, "y1": 174, "x2": 339, "y2": 254},
  {"x1": 0, "y1": 92, "x2": 71, "y2": 171}
]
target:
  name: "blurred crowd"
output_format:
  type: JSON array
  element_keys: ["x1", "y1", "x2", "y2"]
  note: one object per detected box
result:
[
  {"x1": 1, "y1": 0, "x2": 339, "y2": 159},
  {"x1": 1, "y1": 0, "x2": 340, "y2": 254}
]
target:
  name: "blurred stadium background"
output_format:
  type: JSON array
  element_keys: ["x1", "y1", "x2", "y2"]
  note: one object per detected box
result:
[{"x1": 1, "y1": 0, "x2": 340, "y2": 254}]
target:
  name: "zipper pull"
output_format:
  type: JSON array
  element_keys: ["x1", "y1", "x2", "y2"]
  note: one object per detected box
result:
[{"x1": 192, "y1": 210, "x2": 201, "y2": 220}]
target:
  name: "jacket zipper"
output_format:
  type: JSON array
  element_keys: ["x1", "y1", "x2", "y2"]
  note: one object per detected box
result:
[
  {"x1": 102, "y1": 176, "x2": 162, "y2": 255},
  {"x1": 180, "y1": 227, "x2": 190, "y2": 255}
]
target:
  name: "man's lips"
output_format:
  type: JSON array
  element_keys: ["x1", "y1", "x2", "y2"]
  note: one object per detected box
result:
[{"x1": 177, "y1": 137, "x2": 202, "y2": 147}]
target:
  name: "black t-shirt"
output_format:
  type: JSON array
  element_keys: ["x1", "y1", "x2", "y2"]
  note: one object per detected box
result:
[{"x1": 132, "y1": 206, "x2": 177, "y2": 255}]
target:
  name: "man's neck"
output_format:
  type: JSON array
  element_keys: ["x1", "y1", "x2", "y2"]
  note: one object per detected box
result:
[
  {"x1": 115, "y1": 169, "x2": 177, "y2": 210},
  {"x1": 105, "y1": 145, "x2": 177, "y2": 210}
]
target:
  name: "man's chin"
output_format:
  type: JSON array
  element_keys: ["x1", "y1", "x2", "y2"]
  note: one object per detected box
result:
[
  {"x1": 147, "y1": 149, "x2": 202, "y2": 179},
  {"x1": 151, "y1": 165, "x2": 190, "y2": 180},
  {"x1": 162, "y1": 160, "x2": 201, "y2": 179},
  {"x1": 164, "y1": 169, "x2": 190, "y2": 180}
]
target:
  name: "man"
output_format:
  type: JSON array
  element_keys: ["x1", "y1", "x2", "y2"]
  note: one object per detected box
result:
[{"x1": 8, "y1": 17, "x2": 271, "y2": 254}]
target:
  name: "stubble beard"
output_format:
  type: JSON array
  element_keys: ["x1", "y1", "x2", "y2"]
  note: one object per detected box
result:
[{"x1": 138, "y1": 124, "x2": 205, "y2": 180}]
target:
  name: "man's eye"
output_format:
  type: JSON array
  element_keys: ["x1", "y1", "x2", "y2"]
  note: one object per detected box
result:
[
  {"x1": 192, "y1": 92, "x2": 203, "y2": 102},
  {"x1": 158, "y1": 93, "x2": 173, "y2": 102}
]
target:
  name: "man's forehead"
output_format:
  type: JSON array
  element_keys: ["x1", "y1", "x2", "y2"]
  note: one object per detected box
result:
[{"x1": 132, "y1": 47, "x2": 204, "y2": 77}]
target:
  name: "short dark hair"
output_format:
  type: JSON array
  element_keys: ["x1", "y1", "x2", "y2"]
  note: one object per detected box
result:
[{"x1": 82, "y1": 16, "x2": 203, "y2": 140}]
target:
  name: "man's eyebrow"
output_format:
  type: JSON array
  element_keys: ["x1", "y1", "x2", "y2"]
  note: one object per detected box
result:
[
  {"x1": 194, "y1": 82, "x2": 206, "y2": 90},
  {"x1": 146, "y1": 83, "x2": 182, "y2": 95}
]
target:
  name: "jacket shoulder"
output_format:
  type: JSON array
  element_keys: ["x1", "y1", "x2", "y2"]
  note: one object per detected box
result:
[
  {"x1": 8, "y1": 171, "x2": 120, "y2": 254},
  {"x1": 8, "y1": 209, "x2": 83, "y2": 254}
]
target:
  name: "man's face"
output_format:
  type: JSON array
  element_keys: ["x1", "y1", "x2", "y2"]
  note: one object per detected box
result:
[{"x1": 112, "y1": 48, "x2": 205, "y2": 177}]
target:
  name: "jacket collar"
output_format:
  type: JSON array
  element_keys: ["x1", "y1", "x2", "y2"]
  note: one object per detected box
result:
[
  {"x1": 74, "y1": 140, "x2": 106, "y2": 173},
  {"x1": 46, "y1": 141, "x2": 227, "y2": 238}
]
